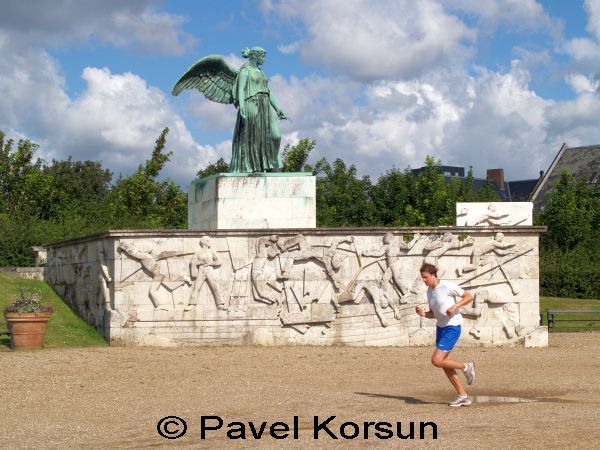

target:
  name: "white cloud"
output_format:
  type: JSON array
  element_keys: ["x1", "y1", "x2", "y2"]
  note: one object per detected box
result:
[
  {"x1": 546, "y1": 92, "x2": 600, "y2": 138},
  {"x1": 584, "y1": 0, "x2": 600, "y2": 40},
  {"x1": 563, "y1": 0, "x2": 600, "y2": 64},
  {"x1": 444, "y1": 0, "x2": 554, "y2": 31},
  {"x1": 59, "y1": 67, "x2": 218, "y2": 182},
  {"x1": 0, "y1": 0, "x2": 196, "y2": 55},
  {"x1": 266, "y1": 0, "x2": 475, "y2": 80},
  {"x1": 277, "y1": 42, "x2": 300, "y2": 54},
  {"x1": 184, "y1": 93, "x2": 237, "y2": 132},
  {"x1": 0, "y1": 0, "x2": 213, "y2": 185},
  {"x1": 565, "y1": 74, "x2": 600, "y2": 94},
  {"x1": 223, "y1": 53, "x2": 246, "y2": 69},
  {"x1": 0, "y1": 36, "x2": 216, "y2": 185},
  {"x1": 271, "y1": 58, "x2": 600, "y2": 181}
]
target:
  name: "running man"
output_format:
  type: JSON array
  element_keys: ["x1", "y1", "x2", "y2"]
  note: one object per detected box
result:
[{"x1": 416, "y1": 263, "x2": 476, "y2": 407}]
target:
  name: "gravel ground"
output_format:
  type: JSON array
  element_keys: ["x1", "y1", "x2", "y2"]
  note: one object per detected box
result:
[{"x1": 1, "y1": 333, "x2": 599, "y2": 449}]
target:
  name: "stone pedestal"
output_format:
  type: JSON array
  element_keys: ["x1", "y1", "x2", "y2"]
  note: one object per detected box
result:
[{"x1": 188, "y1": 173, "x2": 316, "y2": 230}]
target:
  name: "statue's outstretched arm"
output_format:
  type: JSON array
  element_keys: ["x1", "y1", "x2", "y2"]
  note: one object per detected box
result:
[{"x1": 269, "y1": 92, "x2": 287, "y2": 119}]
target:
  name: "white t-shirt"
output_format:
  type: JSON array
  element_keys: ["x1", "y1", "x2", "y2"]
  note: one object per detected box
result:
[{"x1": 427, "y1": 280, "x2": 465, "y2": 327}]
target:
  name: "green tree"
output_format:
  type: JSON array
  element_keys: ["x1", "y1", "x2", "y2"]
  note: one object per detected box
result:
[
  {"x1": 370, "y1": 167, "x2": 415, "y2": 226},
  {"x1": 537, "y1": 170, "x2": 600, "y2": 298},
  {"x1": 281, "y1": 138, "x2": 316, "y2": 172},
  {"x1": 196, "y1": 157, "x2": 230, "y2": 178},
  {"x1": 44, "y1": 157, "x2": 112, "y2": 205},
  {"x1": 109, "y1": 127, "x2": 187, "y2": 228},
  {"x1": 314, "y1": 157, "x2": 375, "y2": 227},
  {"x1": 42, "y1": 157, "x2": 113, "y2": 224},
  {"x1": 408, "y1": 156, "x2": 453, "y2": 226},
  {"x1": 0, "y1": 132, "x2": 54, "y2": 218},
  {"x1": 540, "y1": 170, "x2": 594, "y2": 251}
]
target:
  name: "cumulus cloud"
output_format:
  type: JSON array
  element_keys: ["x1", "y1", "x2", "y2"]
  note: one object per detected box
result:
[
  {"x1": 566, "y1": 74, "x2": 600, "y2": 94},
  {"x1": 264, "y1": 0, "x2": 475, "y2": 81},
  {"x1": 0, "y1": 37, "x2": 216, "y2": 184},
  {"x1": 270, "y1": 56, "x2": 600, "y2": 181},
  {"x1": 584, "y1": 0, "x2": 600, "y2": 40},
  {"x1": 563, "y1": 0, "x2": 600, "y2": 65},
  {"x1": 63, "y1": 67, "x2": 219, "y2": 182},
  {"x1": 0, "y1": 1, "x2": 217, "y2": 185},
  {"x1": 0, "y1": 0, "x2": 196, "y2": 55},
  {"x1": 2, "y1": 0, "x2": 600, "y2": 189}
]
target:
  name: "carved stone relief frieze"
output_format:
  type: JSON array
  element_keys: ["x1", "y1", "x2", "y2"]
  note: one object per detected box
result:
[{"x1": 63, "y1": 228, "x2": 543, "y2": 346}]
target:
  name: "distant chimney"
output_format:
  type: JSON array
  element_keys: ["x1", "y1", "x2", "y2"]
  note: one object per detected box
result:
[{"x1": 487, "y1": 168, "x2": 505, "y2": 191}]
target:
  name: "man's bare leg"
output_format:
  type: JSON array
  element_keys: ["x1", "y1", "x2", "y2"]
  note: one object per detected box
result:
[{"x1": 431, "y1": 349, "x2": 467, "y2": 396}]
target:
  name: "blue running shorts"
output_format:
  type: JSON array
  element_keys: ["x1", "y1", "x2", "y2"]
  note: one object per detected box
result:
[{"x1": 436, "y1": 325, "x2": 461, "y2": 351}]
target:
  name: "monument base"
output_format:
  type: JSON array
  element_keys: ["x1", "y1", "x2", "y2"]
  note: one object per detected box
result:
[
  {"x1": 44, "y1": 227, "x2": 548, "y2": 348},
  {"x1": 188, "y1": 173, "x2": 316, "y2": 230}
]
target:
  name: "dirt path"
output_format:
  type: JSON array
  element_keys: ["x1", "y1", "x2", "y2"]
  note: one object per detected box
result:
[{"x1": 1, "y1": 333, "x2": 599, "y2": 449}]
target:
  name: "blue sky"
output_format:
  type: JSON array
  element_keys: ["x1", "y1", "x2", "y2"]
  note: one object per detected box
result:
[{"x1": 1, "y1": 0, "x2": 599, "y2": 186}]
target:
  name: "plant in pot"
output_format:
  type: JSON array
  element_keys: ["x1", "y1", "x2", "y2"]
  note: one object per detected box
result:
[{"x1": 3, "y1": 288, "x2": 53, "y2": 350}]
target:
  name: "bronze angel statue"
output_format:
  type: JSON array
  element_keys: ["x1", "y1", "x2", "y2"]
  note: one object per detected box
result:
[{"x1": 172, "y1": 47, "x2": 287, "y2": 173}]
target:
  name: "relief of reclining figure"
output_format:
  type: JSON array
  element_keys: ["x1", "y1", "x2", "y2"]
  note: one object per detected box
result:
[{"x1": 457, "y1": 203, "x2": 510, "y2": 226}]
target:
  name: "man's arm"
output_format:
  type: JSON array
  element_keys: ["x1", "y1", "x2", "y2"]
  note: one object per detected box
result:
[{"x1": 446, "y1": 291, "x2": 474, "y2": 316}]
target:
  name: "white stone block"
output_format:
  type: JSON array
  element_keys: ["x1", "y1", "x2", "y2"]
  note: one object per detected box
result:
[
  {"x1": 519, "y1": 302, "x2": 542, "y2": 327},
  {"x1": 456, "y1": 202, "x2": 533, "y2": 226},
  {"x1": 524, "y1": 327, "x2": 548, "y2": 348},
  {"x1": 409, "y1": 327, "x2": 435, "y2": 346},
  {"x1": 188, "y1": 173, "x2": 316, "y2": 230}
]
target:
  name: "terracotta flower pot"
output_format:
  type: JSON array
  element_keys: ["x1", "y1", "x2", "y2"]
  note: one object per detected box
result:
[{"x1": 4, "y1": 312, "x2": 52, "y2": 350}]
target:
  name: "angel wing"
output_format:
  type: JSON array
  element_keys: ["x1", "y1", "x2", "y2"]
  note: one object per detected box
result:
[{"x1": 171, "y1": 55, "x2": 239, "y2": 104}]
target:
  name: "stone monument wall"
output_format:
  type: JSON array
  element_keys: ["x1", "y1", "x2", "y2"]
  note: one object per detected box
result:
[{"x1": 44, "y1": 227, "x2": 547, "y2": 347}]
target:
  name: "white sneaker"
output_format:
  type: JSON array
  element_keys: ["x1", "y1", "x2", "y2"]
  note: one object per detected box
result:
[
  {"x1": 464, "y1": 360, "x2": 475, "y2": 385},
  {"x1": 449, "y1": 395, "x2": 472, "y2": 407}
]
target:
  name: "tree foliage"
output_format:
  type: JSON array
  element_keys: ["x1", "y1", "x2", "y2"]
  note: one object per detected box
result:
[
  {"x1": 314, "y1": 158, "x2": 375, "y2": 227},
  {"x1": 0, "y1": 128, "x2": 187, "y2": 265},
  {"x1": 0, "y1": 132, "x2": 53, "y2": 218},
  {"x1": 282, "y1": 138, "x2": 316, "y2": 172},
  {"x1": 110, "y1": 127, "x2": 186, "y2": 229},
  {"x1": 196, "y1": 157, "x2": 229, "y2": 178},
  {"x1": 538, "y1": 170, "x2": 600, "y2": 298}
]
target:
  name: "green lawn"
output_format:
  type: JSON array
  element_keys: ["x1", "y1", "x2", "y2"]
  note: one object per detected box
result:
[
  {"x1": 0, "y1": 273, "x2": 107, "y2": 350},
  {"x1": 540, "y1": 296, "x2": 600, "y2": 332}
]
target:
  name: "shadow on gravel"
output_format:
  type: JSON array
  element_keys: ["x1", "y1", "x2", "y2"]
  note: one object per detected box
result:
[
  {"x1": 355, "y1": 392, "x2": 575, "y2": 405},
  {"x1": 354, "y1": 392, "x2": 445, "y2": 405}
]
